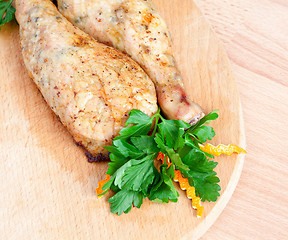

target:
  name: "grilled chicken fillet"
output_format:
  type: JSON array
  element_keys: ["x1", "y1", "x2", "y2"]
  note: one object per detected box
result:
[
  {"x1": 57, "y1": 0, "x2": 204, "y2": 124},
  {"x1": 15, "y1": 0, "x2": 158, "y2": 159}
]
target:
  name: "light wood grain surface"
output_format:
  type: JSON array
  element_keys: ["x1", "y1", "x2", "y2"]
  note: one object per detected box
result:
[
  {"x1": 0, "y1": 0, "x2": 245, "y2": 239},
  {"x1": 195, "y1": 0, "x2": 288, "y2": 239},
  {"x1": 0, "y1": 0, "x2": 286, "y2": 239}
]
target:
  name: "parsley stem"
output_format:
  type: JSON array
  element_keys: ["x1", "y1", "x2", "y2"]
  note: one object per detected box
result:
[
  {"x1": 159, "y1": 114, "x2": 166, "y2": 122},
  {"x1": 151, "y1": 109, "x2": 161, "y2": 136}
]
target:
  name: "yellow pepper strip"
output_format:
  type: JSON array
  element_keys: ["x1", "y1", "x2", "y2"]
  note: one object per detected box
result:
[
  {"x1": 96, "y1": 174, "x2": 110, "y2": 198},
  {"x1": 97, "y1": 154, "x2": 204, "y2": 217},
  {"x1": 174, "y1": 170, "x2": 204, "y2": 218},
  {"x1": 157, "y1": 153, "x2": 203, "y2": 217},
  {"x1": 200, "y1": 143, "x2": 247, "y2": 156}
]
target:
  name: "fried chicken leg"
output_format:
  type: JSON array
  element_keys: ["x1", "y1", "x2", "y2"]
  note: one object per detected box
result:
[
  {"x1": 57, "y1": 0, "x2": 204, "y2": 124},
  {"x1": 15, "y1": 0, "x2": 158, "y2": 159}
]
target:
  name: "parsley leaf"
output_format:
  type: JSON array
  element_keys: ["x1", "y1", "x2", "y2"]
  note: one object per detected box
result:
[
  {"x1": 104, "y1": 145, "x2": 124, "y2": 158},
  {"x1": 113, "y1": 161, "x2": 132, "y2": 188},
  {"x1": 192, "y1": 125, "x2": 215, "y2": 143},
  {"x1": 121, "y1": 155, "x2": 155, "y2": 191},
  {"x1": 108, "y1": 189, "x2": 145, "y2": 215},
  {"x1": 125, "y1": 109, "x2": 152, "y2": 126},
  {"x1": 186, "y1": 110, "x2": 218, "y2": 133},
  {"x1": 180, "y1": 148, "x2": 221, "y2": 201},
  {"x1": 105, "y1": 151, "x2": 129, "y2": 176},
  {"x1": 184, "y1": 133, "x2": 215, "y2": 159},
  {"x1": 0, "y1": 0, "x2": 15, "y2": 27},
  {"x1": 100, "y1": 109, "x2": 222, "y2": 215},
  {"x1": 193, "y1": 174, "x2": 221, "y2": 202},
  {"x1": 182, "y1": 148, "x2": 218, "y2": 172},
  {"x1": 155, "y1": 133, "x2": 189, "y2": 170},
  {"x1": 158, "y1": 119, "x2": 190, "y2": 148},
  {"x1": 114, "y1": 122, "x2": 153, "y2": 140},
  {"x1": 113, "y1": 139, "x2": 145, "y2": 159},
  {"x1": 130, "y1": 135, "x2": 159, "y2": 154},
  {"x1": 165, "y1": 164, "x2": 176, "y2": 179},
  {"x1": 149, "y1": 167, "x2": 179, "y2": 203}
]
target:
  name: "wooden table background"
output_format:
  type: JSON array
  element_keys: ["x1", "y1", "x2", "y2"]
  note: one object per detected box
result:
[
  {"x1": 195, "y1": 0, "x2": 288, "y2": 239},
  {"x1": 0, "y1": 0, "x2": 287, "y2": 239}
]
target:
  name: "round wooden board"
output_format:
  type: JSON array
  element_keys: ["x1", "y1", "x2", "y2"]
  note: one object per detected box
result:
[{"x1": 0, "y1": 0, "x2": 245, "y2": 239}]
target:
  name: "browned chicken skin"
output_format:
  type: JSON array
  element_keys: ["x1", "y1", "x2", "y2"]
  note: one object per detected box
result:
[
  {"x1": 57, "y1": 0, "x2": 204, "y2": 124},
  {"x1": 15, "y1": 0, "x2": 158, "y2": 159}
]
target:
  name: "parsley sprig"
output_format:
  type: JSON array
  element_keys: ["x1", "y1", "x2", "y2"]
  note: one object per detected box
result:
[
  {"x1": 99, "y1": 109, "x2": 221, "y2": 215},
  {"x1": 0, "y1": 0, "x2": 15, "y2": 27}
]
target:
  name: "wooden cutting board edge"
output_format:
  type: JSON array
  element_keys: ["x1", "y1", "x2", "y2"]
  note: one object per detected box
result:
[
  {"x1": 189, "y1": 102, "x2": 246, "y2": 240},
  {"x1": 0, "y1": 0, "x2": 247, "y2": 239},
  {"x1": 154, "y1": 1, "x2": 247, "y2": 238}
]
